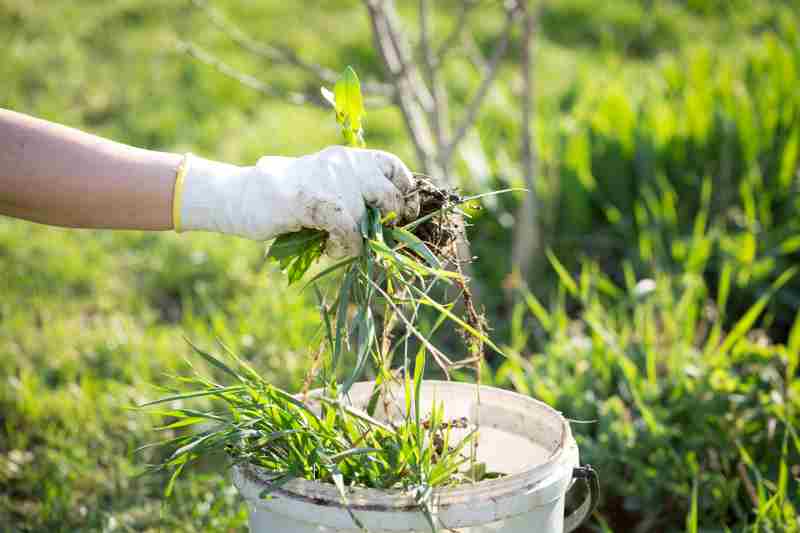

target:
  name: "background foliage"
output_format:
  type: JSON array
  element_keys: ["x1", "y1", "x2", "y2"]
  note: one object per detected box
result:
[{"x1": 1, "y1": 0, "x2": 798, "y2": 531}]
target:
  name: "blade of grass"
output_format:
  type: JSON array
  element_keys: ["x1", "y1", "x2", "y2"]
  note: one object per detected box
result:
[
  {"x1": 138, "y1": 386, "x2": 247, "y2": 407},
  {"x1": 386, "y1": 227, "x2": 442, "y2": 269}
]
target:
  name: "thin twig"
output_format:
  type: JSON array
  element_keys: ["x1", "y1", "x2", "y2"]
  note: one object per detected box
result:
[
  {"x1": 191, "y1": 0, "x2": 336, "y2": 81},
  {"x1": 362, "y1": 273, "x2": 453, "y2": 378},
  {"x1": 177, "y1": 40, "x2": 320, "y2": 106},
  {"x1": 419, "y1": 0, "x2": 449, "y2": 152},
  {"x1": 443, "y1": 1, "x2": 522, "y2": 163},
  {"x1": 433, "y1": 0, "x2": 479, "y2": 67},
  {"x1": 462, "y1": 31, "x2": 490, "y2": 76},
  {"x1": 380, "y1": 0, "x2": 434, "y2": 111},
  {"x1": 191, "y1": 0, "x2": 394, "y2": 99},
  {"x1": 364, "y1": 0, "x2": 437, "y2": 175}
]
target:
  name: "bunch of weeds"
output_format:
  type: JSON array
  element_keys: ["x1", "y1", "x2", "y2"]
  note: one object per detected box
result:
[
  {"x1": 138, "y1": 341, "x2": 477, "y2": 531},
  {"x1": 141, "y1": 67, "x2": 513, "y2": 532}
]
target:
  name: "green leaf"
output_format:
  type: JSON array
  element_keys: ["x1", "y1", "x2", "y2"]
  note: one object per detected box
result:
[
  {"x1": 302, "y1": 256, "x2": 357, "y2": 290},
  {"x1": 401, "y1": 188, "x2": 524, "y2": 232},
  {"x1": 386, "y1": 228, "x2": 441, "y2": 269},
  {"x1": 267, "y1": 229, "x2": 326, "y2": 261},
  {"x1": 686, "y1": 477, "x2": 699, "y2": 533},
  {"x1": 333, "y1": 266, "x2": 356, "y2": 373},
  {"x1": 333, "y1": 66, "x2": 365, "y2": 147},
  {"x1": 413, "y1": 347, "x2": 425, "y2": 445},
  {"x1": 368, "y1": 240, "x2": 457, "y2": 282},
  {"x1": 717, "y1": 267, "x2": 797, "y2": 355},
  {"x1": 139, "y1": 386, "x2": 246, "y2": 407},
  {"x1": 155, "y1": 416, "x2": 213, "y2": 431},
  {"x1": 165, "y1": 456, "x2": 188, "y2": 498},
  {"x1": 168, "y1": 432, "x2": 218, "y2": 463},
  {"x1": 327, "y1": 447, "x2": 383, "y2": 463},
  {"x1": 184, "y1": 337, "x2": 243, "y2": 383},
  {"x1": 258, "y1": 474, "x2": 292, "y2": 499},
  {"x1": 546, "y1": 250, "x2": 579, "y2": 297},
  {"x1": 266, "y1": 229, "x2": 327, "y2": 284},
  {"x1": 522, "y1": 290, "x2": 552, "y2": 331},
  {"x1": 342, "y1": 306, "x2": 376, "y2": 395}
]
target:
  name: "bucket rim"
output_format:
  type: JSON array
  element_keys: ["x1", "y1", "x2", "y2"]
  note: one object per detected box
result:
[{"x1": 233, "y1": 380, "x2": 574, "y2": 513}]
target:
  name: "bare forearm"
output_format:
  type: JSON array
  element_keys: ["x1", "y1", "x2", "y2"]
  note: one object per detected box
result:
[{"x1": 0, "y1": 108, "x2": 181, "y2": 230}]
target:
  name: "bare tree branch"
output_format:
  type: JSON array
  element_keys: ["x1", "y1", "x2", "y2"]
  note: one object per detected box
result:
[
  {"x1": 177, "y1": 40, "x2": 322, "y2": 106},
  {"x1": 419, "y1": 0, "x2": 449, "y2": 152},
  {"x1": 191, "y1": 0, "x2": 336, "y2": 81},
  {"x1": 433, "y1": 0, "x2": 479, "y2": 67},
  {"x1": 443, "y1": 2, "x2": 522, "y2": 163},
  {"x1": 511, "y1": 2, "x2": 541, "y2": 281},
  {"x1": 191, "y1": 0, "x2": 393, "y2": 98},
  {"x1": 379, "y1": 0, "x2": 434, "y2": 112},
  {"x1": 364, "y1": 0, "x2": 438, "y2": 177},
  {"x1": 462, "y1": 31, "x2": 490, "y2": 76}
]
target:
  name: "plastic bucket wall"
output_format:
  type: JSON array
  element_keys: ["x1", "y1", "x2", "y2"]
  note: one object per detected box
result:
[{"x1": 233, "y1": 381, "x2": 580, "y2": 533}]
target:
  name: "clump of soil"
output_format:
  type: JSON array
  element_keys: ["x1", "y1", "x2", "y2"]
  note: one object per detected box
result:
[
  {"x1": 405, "y1": 174, "x2": 487, "y2": 376},
  {"x1": 408, "y1": 174, "x2": 464, "y2": 261}
]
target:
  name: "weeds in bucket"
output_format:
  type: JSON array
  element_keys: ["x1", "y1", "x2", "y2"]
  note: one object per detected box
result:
[{"x1": 139, "y1": 67, "x2": 513, "y2": 532}]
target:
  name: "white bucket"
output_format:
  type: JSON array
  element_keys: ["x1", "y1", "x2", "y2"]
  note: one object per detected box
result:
[{"x1": 233, "y1": 381, "x2": 596, "y2": 532}]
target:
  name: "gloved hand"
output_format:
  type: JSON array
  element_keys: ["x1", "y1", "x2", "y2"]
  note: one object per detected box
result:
[{"x1": 175, "y1": 146, "x2": 420, "y2": 258}]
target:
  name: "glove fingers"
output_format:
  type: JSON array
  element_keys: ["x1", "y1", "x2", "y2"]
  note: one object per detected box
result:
[
  {"x1": 361, "y1": 178, "x2": 405, "y2": 224},
  {"x1": 368, "y1": 150, "x2": 420, "y2": 222},
  {"x1": 304, "y1": 201, "x2": 362, "y2": 259},
  {"x1": 325, "y1": 216, "x2": 362, "y2": 259}
]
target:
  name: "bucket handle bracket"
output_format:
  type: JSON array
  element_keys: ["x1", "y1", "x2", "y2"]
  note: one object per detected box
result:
[{"x1": 564, "y1": 464, "x2": 599, "y2": 532}]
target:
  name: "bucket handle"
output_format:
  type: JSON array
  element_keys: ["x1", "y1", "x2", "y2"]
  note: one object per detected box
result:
[{"x1": 563, "y1": 465, "x2": 599, "y2": 532}]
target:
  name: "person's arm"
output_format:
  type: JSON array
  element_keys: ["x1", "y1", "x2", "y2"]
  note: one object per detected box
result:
[
  {"x1": 1, "y1": 109, "x2": 419, "y2": 258},
  {"x1": 0, "y1": 108, "x2": 181, "y2": 230}
]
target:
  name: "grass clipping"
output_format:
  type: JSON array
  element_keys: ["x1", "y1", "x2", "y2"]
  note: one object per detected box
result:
[{"x1": 140, "y1": 68, "x2": 510, "y2": 533}]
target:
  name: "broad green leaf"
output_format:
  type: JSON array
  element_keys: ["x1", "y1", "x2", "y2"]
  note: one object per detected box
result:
[
  {"x1": 267, "y1": 229, "x2": 326, "y2": 260},
  {"x1": 333, "y1": 66, "x2": 365, "y2": 147},
  {"x1": 267, "y1": 228, "x2": 327, "y2": 284}
]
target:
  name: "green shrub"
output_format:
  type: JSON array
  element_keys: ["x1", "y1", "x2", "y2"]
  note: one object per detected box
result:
[{"x1": 495, "y1": 228, "x2": 800, "y2": 530}]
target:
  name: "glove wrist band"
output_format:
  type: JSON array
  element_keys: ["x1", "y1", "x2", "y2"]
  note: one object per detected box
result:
[{"x1": 172, "y1": 153, "x2": 191, "y2": 233}]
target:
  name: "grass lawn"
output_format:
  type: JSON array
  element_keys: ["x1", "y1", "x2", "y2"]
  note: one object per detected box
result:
[{"x1": 1, "y1": 1, "x2": 798, "y2": 531}]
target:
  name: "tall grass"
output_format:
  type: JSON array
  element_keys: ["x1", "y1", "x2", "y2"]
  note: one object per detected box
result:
[
  {"x1": 495, "y1": 197, "x2": 800, "y2": 529},
  {"x1": 553, "y1": 26, "x2": 799, "y2": 337},
  {"x1": 472, "y1": 21, "x2": 800, "y2": 344}
]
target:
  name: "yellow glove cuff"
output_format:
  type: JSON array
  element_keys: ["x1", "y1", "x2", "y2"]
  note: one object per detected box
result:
[{"x1": 172, "y1": 153, "x2": 191, "y2": 233}]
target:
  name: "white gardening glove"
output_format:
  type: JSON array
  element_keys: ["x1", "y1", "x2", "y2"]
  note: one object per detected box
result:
[{"x1": 176, "y1": 146, "x2": 419, "y2": 258}]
